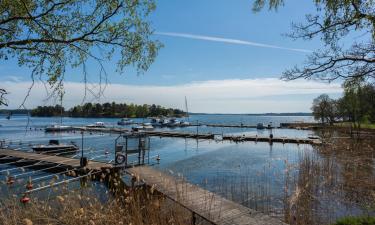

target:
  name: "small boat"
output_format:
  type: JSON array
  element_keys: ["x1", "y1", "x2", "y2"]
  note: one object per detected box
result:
[
  {"x1": 256, "y1": 123, "x2": 265, "y2": 129},
  {"x1": 161, "y1": 118, "x2": 171, "y2": 127},
  {"x1": 45, "y1": 124, "x2": 72, "y2": 132},
  {"x1": 308, "y1": 135, "x2": 320, "y2": 140},
  {"x1": 167, "y1": 118, "x2": 180, "y2": 127},
  {"x1": 179, "y1": 121, "x2": 191, "y2": 127},
  {"x1": 117, "y1": 118, "x2": 133, "y2": 125},
  {"x1": 86, "y1": 122, "x2": 106, "y2": 128},
  {"x1": 32, "y1": 140, "x2": 79, "y2": 155},
  {"x1": 150, "y1": 118, "x2": 162, "y2": 127},
  {"x1": 132, "y1": 123, "x2": 154, "y2": 131}
]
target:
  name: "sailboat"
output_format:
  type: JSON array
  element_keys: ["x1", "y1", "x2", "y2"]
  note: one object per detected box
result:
[
  {"x1": 37, "y1": 94, "x2": 78, "y2": 154},
  {"x1": 179, "y1": 96, "x2": 191, "y2": 126}
]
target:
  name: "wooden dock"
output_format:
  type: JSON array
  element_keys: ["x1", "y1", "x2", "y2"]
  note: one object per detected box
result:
[
  {"x1": 0, "y1": 148, "x2": 286, "y2": 224},
  {"x1": 128, "y1": 166, "x2": 286, "y2": 225},
  {"x1": 0, "y1": 148, "x2": 112, "y2": 171},
  {"x1": 59, "y1": 127, "x2": 322, "y2": 145}
]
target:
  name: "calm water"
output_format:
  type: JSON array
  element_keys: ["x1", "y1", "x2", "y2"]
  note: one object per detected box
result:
[{"x1": 0, "y1": 114, "x2": 373, "y2": 224}]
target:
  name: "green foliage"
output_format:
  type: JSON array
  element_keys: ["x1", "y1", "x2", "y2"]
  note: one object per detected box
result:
[
  {"x1": 30, "y1": 102, "x2": 185, "y2": 118},
  {"x1": 333, "y1": 216, "x2": 375, "y2": 225},
  {"x1": 312, "y1": 82, "x2": 375, "y2": 125},
  {"x1": 0, "y1": 0, "x2": 161, "y2": 104},
  {"x1": 253, "y1": 0, "x2": 375, "y2": 82},
  {"x1": 311, "y1": 94, "x2": 337, "y2": 124}
]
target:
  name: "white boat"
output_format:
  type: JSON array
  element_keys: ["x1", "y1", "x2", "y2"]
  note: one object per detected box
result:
[
  {"x1": 161, "y1": 118, "x2": 171, "y2": 127},
  {"x1": 86, "y1": 122, "x2": 106, "y2": 128},
  {"x1": 32, "y1": 140, "x2": 79, "y2": 155},
  {"x1": 117, "y1": 118, "x2": 133, "y2": 125},
  {"x1": 132, "y1": 123, "x2": 154, "y2": 131},
  {"x1": 256, "y1": 123, "x2": 265, "y2": 129},
  {"x1": 167, "y1": 118, "x2": 180, "y2": 127},
  {"x1": 150, "y1": 118, "x2": 162, "y2": 126},
  {"x1": 179, "y1": 121, "x2": 191, "y2": 127},
  {"x1": 45, "y1": 124, "x2": 72, "y2": 132}
]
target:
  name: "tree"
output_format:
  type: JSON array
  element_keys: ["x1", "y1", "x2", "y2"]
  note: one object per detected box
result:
[
  {"x1": 0, "y1": 88, "x2": 7, "y2": 106},
  {"x1": 311, "y1": 94, "x2": 337, "y2": 124},
  {"x1": 0, "y1": 0, "x2": 161, "y2": 106},
  {"x1": 253, "y1": 0, "x2": 375, "y2": 82}
]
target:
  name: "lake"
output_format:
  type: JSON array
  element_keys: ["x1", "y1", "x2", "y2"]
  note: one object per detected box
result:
[{"x1": 0, "y1": 114, "x2": 374, "y2": 224}]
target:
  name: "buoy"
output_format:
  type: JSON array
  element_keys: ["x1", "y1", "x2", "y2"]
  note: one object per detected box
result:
[
  {"x1": 6, "y1": 177, "x2": 15, "y2": 185},
  {"x1": 20, "y1": 195, "x2": 30, "y2": 204},
  {"x1": 156, "y1": 154, "x2": 161, "y2": 162},
  {"x1": 105, "y1": 150, "x2": 109, "y2": 155},
  {"x1": 26, "y1": 181, "x2": 33, "y2": 190}
]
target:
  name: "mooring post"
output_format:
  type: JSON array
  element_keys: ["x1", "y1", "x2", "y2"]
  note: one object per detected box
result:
[
  {"x1": 80, "y1": 130, "x2": 87, "y2": 167},
  {"x1": 196, "y1": 120, "x2": 199, "y2": 137}
]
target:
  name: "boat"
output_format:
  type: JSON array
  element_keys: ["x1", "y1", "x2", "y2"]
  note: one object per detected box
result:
[
  {"x1": 117, "y1": 118, "x2": 133, "y2": 125},
  {"x1": 150, "y1": 118, "x2": 162, "y2": 127},
  {"x1": 86, "y1": 122, "x2": 106, "y2": 128},
  {"x1": 256, "y1": 123, "x2": 265, "y2": 129},
  {"x1": 179, "y1": 121, "x2": 191, "y2": 127},
  {"x1": 132, "y1": 123, "x2": 154, "y2": 131},
  {"x1": 32, "y1": 139, "x2": 79, "y2": 155},
  {"x1": 308, "y1": 135, "x2": 320, "y2": 140},
  {"x1": 45, "y1": 124, "x2": 72, "y2": 132},
  {"x1": 167, "y1": 118, "x2": 180, "y2": 127},
  {"x1": 160, "y1": 118, "x2": 171, "y2": 127}
]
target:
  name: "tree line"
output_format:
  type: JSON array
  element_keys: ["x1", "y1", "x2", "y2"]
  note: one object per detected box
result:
[
  {"x1": 30, "y1": 102, "x2": 186, "y2": 118},
  {"x1": 312, "y1": 81, "x2": 375, "y2": 127}
]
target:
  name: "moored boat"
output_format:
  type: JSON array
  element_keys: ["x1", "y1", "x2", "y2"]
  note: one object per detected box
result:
[
  {"x1": 45, "y1": 124, "x2": 72, "y2": 132},
  {"x1": 86, "y1": 122, "x2": 106, "y2": 128},
  {"x1": 132, "y1": 123, "x2": 154, "y2": 131},
  {"x1": 32, "y1": 140, "x2": 79, "y2": 155},
  {"x1": 117, "y1": 118, "x2": 133, "y2": 125}
]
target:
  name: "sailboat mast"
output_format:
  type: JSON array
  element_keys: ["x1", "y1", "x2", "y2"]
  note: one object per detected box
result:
[
  {"x1": 185, "y1": 96, "x2": 189, "y2": 121},
  {"x1": 60, "y1": 92, "x2": 63, "y2": 125}
]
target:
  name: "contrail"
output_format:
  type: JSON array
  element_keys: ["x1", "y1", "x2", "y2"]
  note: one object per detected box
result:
[{"x1": 155, "y1": 32, "x2": 312, "y2": 53}]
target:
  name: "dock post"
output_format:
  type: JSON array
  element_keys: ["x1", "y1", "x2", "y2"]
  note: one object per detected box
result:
[{"x1": 196, "y1": 120, "x2": 199, "y2": 138}]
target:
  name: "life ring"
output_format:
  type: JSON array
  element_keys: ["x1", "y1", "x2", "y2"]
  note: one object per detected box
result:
[{"x1": 115, "y1": 154, "x2": 126, "y2": 164}]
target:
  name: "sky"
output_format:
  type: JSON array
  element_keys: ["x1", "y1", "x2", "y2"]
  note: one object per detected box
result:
[{"x1": 0, "y1": 0, "x2": 344, "y2": 113}]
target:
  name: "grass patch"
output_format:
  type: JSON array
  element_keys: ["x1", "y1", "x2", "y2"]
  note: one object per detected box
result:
[
  {"x1": 334, "y1": 122, "x2": 375, "y2": 129},
  {"x1": 333, "y1": 216, "x2": 375, "y2": 225}
]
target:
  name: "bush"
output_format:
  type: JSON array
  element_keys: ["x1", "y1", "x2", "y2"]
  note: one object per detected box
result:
[{"x1": 333, "y1": 216, "x2": 375, "y2": 225}]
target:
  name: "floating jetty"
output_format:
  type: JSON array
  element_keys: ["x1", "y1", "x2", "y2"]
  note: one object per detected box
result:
[{"x1": 54, "y1": 126, "x2": 322, "y2": 145}]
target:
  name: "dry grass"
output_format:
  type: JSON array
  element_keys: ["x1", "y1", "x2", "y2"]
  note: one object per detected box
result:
[{"x1": 0, "y1": 184, "x2": 193, "y2": 225}]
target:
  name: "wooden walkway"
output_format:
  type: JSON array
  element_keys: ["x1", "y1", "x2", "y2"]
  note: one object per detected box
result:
[
  {"x1": 127, "y1": 166, "x2": 286, "y2": 225},
  {"x1": 0, "y1": 148, "x2": 112, "y2": 170},
  {"x1": 61, "y1": 127, "x2": 322, "y2": 145}
]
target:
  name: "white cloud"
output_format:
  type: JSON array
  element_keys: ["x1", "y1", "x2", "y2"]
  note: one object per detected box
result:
[
  {"x1": 2, "y1": 78, "x2": 342, "y2": 113},
  {"x1": 156, "y1": 32, "x2": 312, "y2": 53},
  {"x1": 0, "y1": 75, "x2": 23, "y2": 82}
]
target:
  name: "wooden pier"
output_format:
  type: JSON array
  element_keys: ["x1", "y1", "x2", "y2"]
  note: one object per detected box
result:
[
  {"x1": 0, "y1": 148, "x2": 112, "y2": 171},
  {"x1": 0, "y1": 148, "x2": 286, "y2": 224},
  {"x1": 58, "y1": 126, "x2": 322, "y2": 145},
  {"x1": 128, "y1": 166, "x2": 286, "y2": 225}
]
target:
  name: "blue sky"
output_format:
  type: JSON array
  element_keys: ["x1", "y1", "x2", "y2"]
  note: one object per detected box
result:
[{"x1": 0, "y1": 0, "x2": 343, "y2": 113}]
